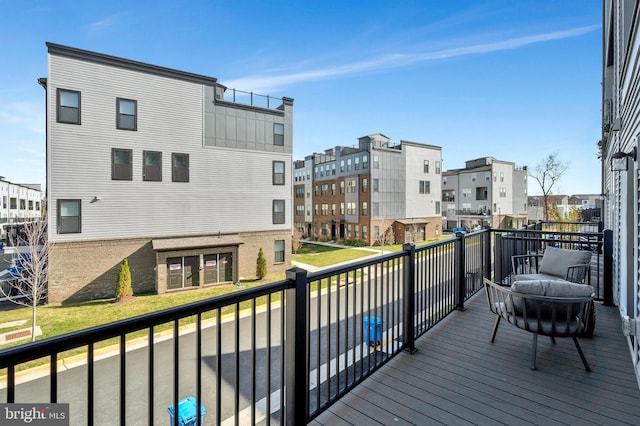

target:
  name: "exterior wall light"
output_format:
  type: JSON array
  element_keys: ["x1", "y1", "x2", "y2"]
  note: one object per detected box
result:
[{"x1": 611, "y1": 147, "x2": 636, "y2": 171}]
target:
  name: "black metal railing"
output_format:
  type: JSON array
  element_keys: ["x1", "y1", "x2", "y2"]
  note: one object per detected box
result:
[
  {"x1": 220, "y1": 88, "x2": 284, "y2": 110},
  {"x1": 0, "y1": 226, "x2": 611, "y2": 424}
]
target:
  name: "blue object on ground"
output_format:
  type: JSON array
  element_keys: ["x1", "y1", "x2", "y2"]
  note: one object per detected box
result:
[
  {"x1": 363, "y1": 316, "x2": 383, "y2": 346},
  {"x1": 167, "y1": 397, "x2": 205, "y2": 426}
]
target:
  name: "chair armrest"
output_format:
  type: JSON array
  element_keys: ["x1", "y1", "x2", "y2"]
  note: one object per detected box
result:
[
  {"x1": 511, "y1": 254, "x2": 543, "y2": 276},
  {"x1": 565, "y1": 264, "x2": 590, "y2": 284}
]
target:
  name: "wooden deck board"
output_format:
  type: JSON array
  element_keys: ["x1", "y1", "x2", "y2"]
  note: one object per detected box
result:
[{"x1": 313, "y1": 292, "x2": 640, "y2": 425}]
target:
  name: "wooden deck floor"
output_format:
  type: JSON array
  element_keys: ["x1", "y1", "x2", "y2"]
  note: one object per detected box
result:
[{"x1": 311, "y1": 292, "x2": 640, "y2": 425}]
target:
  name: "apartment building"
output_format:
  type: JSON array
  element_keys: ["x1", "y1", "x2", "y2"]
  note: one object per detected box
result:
[
  {"x1": 42, "y1": 43, "x2": 293, "y2": 303},
  {"x1": 527, "y1": 194, "x2": 602, "y2": 222},
  {"x1": 0, "y1": 177, "x2": 43, "y2": 240},
  {"x1": 442, "y1": 157, "x2": 528, "y2": 230},
  {"x1": 295, "y1": 134, "x2": 442, "y2": 245}
]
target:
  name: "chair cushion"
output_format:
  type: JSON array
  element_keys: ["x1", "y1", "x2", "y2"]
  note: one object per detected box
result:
[
  {"x1": 512, "y1": 273, "x2": 558, "y2": 282},
  {"x1": 539, "y1": 246, "x2": 592, "y2": 278},
  {"x1": 511, "y1": 279, "x2": 594, "y2": 297}
]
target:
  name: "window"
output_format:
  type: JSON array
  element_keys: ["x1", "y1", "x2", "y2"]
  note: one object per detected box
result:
[
  {"x1": 331, "y1": 204, "x2": 336, "y2": 215},
  {"x1": 435, "y1": 201, "x2": 441, "y2": 215},
  {"x1": 362, "y1": 178, "x2": 368, "y2": 192},
  {"x1": 112, "y1": 148, "x2": 132, "y2": 181},
  {"x1": 424, "y1": 160, "x2": 429, "y2": 173},
  {"x1": 500, "y1": 172, "x2": 504, "y2": 182},
  {"x1": 314, "y1": 185, "x2": 318, "y2": 196},
  {"x1": 274, "y1": 123, "x2": 284, "y2": 146},
  {"x1": 476, "y1": 187, "x2": 488, "y2": 200},
  {"x1": 143, "y1": 151, "x2": 162, "y2": 181},
  {"x1": 347, "y1": 179, "x2": 356, "y2": 193},
  {"x1": 28, "y1": 201, "x2": 33, "y2": 210},
  {"x1": 372, "y1": 202, "x2": 379, "y2": 216},
  {"x1": 57, "y1": 89, "x2": 80, "y2": 124},
  {"x1": 295, "y1": 188, "x2": 305, "y2": 198},
  {"x1": 340, "y1": 202, "x2": 345, "y2": 215},
  {"x1": 347, "y1": 159, "x2": 352, "y2": 171},
  {"x1": 363, "y1": 155, "x2": 368, "y2": 169},
  {"x1": 332, "y1": 164, "x2": 336, "y2": 175},
  {"x1": 273, "y1": 200, "x2": 285, "y2": 224},
  {"x1": 2, "y1": 196, "x2": 6, "y2": 208},
  {"x1": 35, "y1": 201, "x2": 40, "y2": 211},
  {"x1": 314, "y1": 204, "x2": 318, "y2": 215},
  {"x1": 274, "y1": 240, "x2": 285, "y2": 263},
  {"x1": 20, "y1": 200, "x2": 26, "y2": 210},
  {"x1": 435, "y1": 161, "x2": 441, "y2": 174},
  {"x1": 296, "y1": 205, "x2": 304, "y2": 216},
  {"x1": 362, "y1": 226, "x2": 367, "y2": 239},
  {"x1": 321, "y1": 184, "x2": 328, "y2": 195},
  {"x1": 116, "y1": 98, "x2": 137, "y2": 130},
  {"x1": 419, "y1": 180, "x2": 430, "y2": 194},
  {"x1": 340, "y1": 160, "x2": 345, "y2": 172},
  {"x1": 321, "y1": 204, "x2": 328, "y2": 215},
  {"x1": 499, "y1": 187, "x2": 507, "y2": 198},
  {"x1": 273, "y1": 161, "x2": 285, "y2": 185},
  {"x1": 347, "y1": 202, "x2": 356, "y2": 215},
  {"x1": 354, "y1": 157, "x2": 360, "y2": 170},
  {"x1": 57, "y1": 199, "x2": 81, "y2": 234},
  {"x1": 362, "y1": 202, "x2": 368, "y2": 216},
  {"x1": 331, "y1": 183, "x2": 336, "y2": 195},
  {"x1": 340, "y1": 181, "x2": 345, "y2": 194},
  {"x1": 373, "y1": 179, "x2": 379, "y2": 192},
  {"x1": 373, "y1": 155, "x2": 379, "y2": 168},
  {"x1": 172, "y1": 153, "x2": 189, "y2": 182}
]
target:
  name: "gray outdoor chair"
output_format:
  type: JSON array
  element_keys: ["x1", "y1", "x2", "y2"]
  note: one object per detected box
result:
[{"x1": 484, "y1": 278, "x2": 595, "y2": 371}]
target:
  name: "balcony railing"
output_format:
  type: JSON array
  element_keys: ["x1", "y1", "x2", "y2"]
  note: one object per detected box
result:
[
  {"x1": 0, "y1": 227, "x2": 610, "y2": 425},
  {"x1": 220, "y1": 88, "x2": 284, "y2": 110}
]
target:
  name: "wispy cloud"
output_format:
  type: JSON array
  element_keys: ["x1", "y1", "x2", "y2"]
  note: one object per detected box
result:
[
  {"x1": 87, "y1": 13, "x2": 127, "y2": 37},
  {"x1": 222, "y1": 25, "x2": 599, "y2": 94}
]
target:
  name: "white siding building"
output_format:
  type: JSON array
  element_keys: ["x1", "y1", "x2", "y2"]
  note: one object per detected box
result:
[
  {"x1": 43, "y1": 43, "x2": 293, "y2": 302},
  {"x1": 0, "y1": 177, "x2": 43, "y2": 240}
]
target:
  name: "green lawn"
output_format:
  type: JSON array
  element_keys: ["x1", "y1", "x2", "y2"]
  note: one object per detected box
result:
[{"x1": 0, "y1": 238, "x2": 454, "y2": 349}]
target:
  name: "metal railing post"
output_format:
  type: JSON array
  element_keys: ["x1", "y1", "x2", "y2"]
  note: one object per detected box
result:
[
  {"x1": 285, "y1": 268, "x2": 309, "y2": 425},
  {"x1": 402, "y1": 243, "x2": 417, "y2": 354},
  {"x1": 603, "y1": 229, "x2": 614, "y2": 306},
  {"x1": 483, "y1": 229, "x2": 492, "y2": 280},
  {"x1": 455, "y1": 233, "x2": 466, "y2": 310},
  {"x1": 494, "y1": 234, "x2": 503, "y2": 284}
]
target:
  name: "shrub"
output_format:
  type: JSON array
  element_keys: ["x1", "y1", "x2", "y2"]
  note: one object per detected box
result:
[
  {"x1": 256, "y1": 248, "x2": 267, "y2": 280},
  {"x1": 116, "y1": 257, "x2": 133, "y2": 301}
]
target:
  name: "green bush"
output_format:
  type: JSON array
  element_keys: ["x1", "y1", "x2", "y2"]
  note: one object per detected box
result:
[
  {"x1": 256, "y1": 248, "x2": 267, "y2": 280},
  {"x1": 116, "y1": 258, "x2": 133, "y2": 301}
]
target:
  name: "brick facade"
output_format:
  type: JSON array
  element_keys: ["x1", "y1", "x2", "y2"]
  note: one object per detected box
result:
[{"x1": 48, "y1": 229, "x2": 291, "y2": 303}]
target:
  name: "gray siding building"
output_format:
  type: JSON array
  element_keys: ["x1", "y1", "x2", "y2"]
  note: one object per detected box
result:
[
  {"x1": 442, "y1": 157, "x2": 528, "y2": 230},
  {"x1": 42, "y1": 43, "x2": 293, "y2": 302}
]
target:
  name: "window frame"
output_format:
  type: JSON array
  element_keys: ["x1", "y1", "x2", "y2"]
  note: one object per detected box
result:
[
  {"x1": 274, "y1": 240, "x2": 285, "y2": 263},
  {"x1": 273, "y1": 199, "x2": 285, "y2": 224},
  {"x1": 273, "y1": 123, "x2": 284, "y2": 146},
  {"x1": 143, "y1": 150, "x2": 163, "y2": 182},
  {"x1": 172, "y1": 153, "x2": 190, "y2": 182},
  {"x1": 57, "y1": 199, "x2": 81, "y2": 234},
  {"x1": 116, "y1": 97, "x2": 137, "y2": 131},
  {"x1": 57, "y1": 88, "x2": 81, "y2": 124},
  {"x1": 272, "y1": 160, "x2": 285, "y2": 185},
  {"x1": 112, "y1": 148, "x2": 133, "y2": 181}
]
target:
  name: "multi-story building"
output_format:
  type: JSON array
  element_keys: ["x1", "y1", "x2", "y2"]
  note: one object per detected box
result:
[
  {"x1": 442, "y1": 157, "x2": 528, "y2": 230},
  {"x1": 295, "y1": 134, "x2": 442, "y2": 245},
  {"x1": 527, "y1": 193, "x2": 602, "y2": 222},
  {"x1": 41, "y1": 43, "x2": 293, "y2": 303},
  {"x1": 0, "y1": 177, "x2": 43, "y2": 225}
]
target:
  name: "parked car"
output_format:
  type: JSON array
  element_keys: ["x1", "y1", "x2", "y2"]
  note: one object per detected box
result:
[{"x1": 452, "y1": 227, "x2": 470, "y2": 235}]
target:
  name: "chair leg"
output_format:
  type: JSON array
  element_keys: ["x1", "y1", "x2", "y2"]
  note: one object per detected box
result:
[
  {"x1": 490, "y1": 315, "x2": 501, "y2": 342},
  {"x1": 550, "y1": 336, "x2": 556, "y2": 345},
  {"x1": 573, "y1": 337, "x2": 591, "y2": 372},
  {"x1": 530, "y1": 333, "x2": 538, "y2": 370}
]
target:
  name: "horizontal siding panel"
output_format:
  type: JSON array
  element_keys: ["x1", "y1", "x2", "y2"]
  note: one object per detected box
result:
[{"x1": 48, "y1": 54, "x2": 292, "y2": 242}]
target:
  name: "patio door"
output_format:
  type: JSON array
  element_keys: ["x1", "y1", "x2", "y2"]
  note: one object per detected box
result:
[
  {"x1": 203, "y1": 252, "x2": 234, "y2": 285},
  {"x1": 166, "y1": 256, "x2": 200, "y2": 289}
]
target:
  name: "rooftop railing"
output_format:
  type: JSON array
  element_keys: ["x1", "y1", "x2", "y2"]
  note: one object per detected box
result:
[
  {"x1": 220, "y1": 88, "x2": 284, "y2": 110},
  {"x1": 0, "y1": 226, "x2": 609, "y2": 425}
]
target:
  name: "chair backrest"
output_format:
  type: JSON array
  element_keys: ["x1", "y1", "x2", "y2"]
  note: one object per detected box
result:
[{"x1": 539, "y1": 246, "x2": 591, "y2": 278}]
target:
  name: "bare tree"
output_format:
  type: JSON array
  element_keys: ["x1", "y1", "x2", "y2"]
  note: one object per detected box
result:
[
  {"x1": 292, "y1": 227, "x2": 303, "y2": 254},
  {"x1": 0, "y1": 218, "x2": 48, "y2": 342},
  {"x1": 530, "y1": 153, "x2": 568, "y2": 221}
]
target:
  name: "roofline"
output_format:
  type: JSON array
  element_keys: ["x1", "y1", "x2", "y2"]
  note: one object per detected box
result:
[{"x1": 46, "y1": 42, "x2": 219, "y2": 87}]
